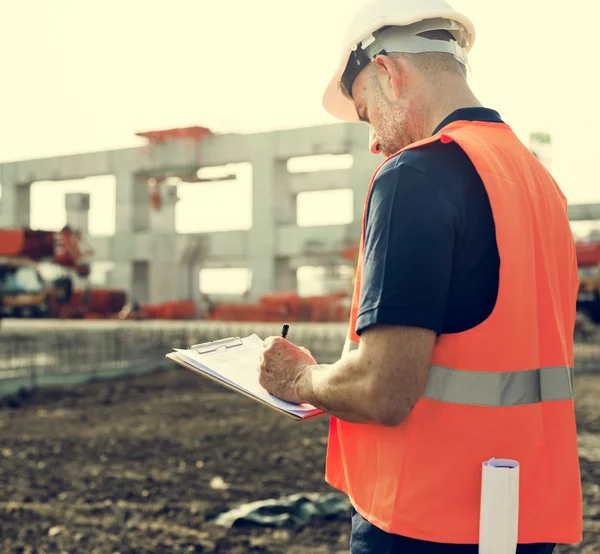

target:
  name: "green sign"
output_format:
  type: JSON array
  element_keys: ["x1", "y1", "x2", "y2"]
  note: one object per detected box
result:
[{"x1": 530, "y1": 132, "x2": 551, "y2": 144}]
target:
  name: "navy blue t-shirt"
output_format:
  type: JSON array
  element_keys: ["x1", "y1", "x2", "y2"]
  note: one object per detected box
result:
[
  {"x1": 356, "y1": 107, "x2": 502, "y2": 337},
  {"x1": 352, "y1": 107, "x2": 502, "y2": 551}
]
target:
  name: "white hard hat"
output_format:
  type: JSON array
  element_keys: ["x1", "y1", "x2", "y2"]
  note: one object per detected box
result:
[{"x1": 322, "y1": 0, "x2": 476, "y2": 122}]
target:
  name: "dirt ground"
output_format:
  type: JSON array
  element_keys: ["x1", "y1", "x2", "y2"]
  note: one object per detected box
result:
[{"x1": 0, "y1": 368, "x2": 599, "y2": 554}]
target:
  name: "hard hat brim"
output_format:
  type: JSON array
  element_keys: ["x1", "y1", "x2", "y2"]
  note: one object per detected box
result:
[
  {"x1": 322, "y1": 10, "x2": 476, "y2": 122},
  {"x1": 323, "y1": 73, "x2": 361, "y2": 122}
]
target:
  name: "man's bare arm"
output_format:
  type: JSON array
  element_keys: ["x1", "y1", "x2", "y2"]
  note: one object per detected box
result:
[{"x1": 298, "y1": 325, "x2": 435, "y2": 426}]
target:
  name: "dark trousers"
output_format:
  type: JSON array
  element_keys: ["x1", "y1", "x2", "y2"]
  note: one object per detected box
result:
[{"x1": 351, "y1": 509, "x2": 555, "y2": 554}]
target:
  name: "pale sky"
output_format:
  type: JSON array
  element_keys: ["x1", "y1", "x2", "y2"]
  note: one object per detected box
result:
[{"x1": 1, "y1": 0, "x2": 598, "y2": 238}]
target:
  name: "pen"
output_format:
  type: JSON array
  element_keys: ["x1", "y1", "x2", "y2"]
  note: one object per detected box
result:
[{"x1": 281, "y1": 323, "x2": 289, "y2": 339}]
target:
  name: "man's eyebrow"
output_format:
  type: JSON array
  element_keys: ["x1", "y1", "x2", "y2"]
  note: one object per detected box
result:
[{"x1": 356, "y1": 105, "x2": 369, "y2": 122}]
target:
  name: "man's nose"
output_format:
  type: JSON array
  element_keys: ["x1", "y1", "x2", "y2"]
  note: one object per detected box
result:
[{"x1": 369, "y1": 129, "x2": 382, "y2": 155}]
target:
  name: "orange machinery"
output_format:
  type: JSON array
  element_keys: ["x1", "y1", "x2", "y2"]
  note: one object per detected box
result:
[
  {"x1": 207, "y1": 292, "x2": 349, "y2": 323},
  {"x1": 0, "y1": 226, "x2": 129, "y2": 319},
  {"x1": 0, "y1": 227, "x2": 200, "y2": 321},
  {"x1": 0, "y1": 227, "x2": 91, "y2": 277},
  {"x1": 135, "y1": 126, "x2": 213, "y2": 211}
]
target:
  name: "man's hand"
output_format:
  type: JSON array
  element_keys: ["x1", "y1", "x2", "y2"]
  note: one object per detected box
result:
[
  {"x1": 258, "y1": 337, "x2": 317, "y2": 404},
  {"x1": 286, "y1": 325, "x2": 436, "y2": 425}
]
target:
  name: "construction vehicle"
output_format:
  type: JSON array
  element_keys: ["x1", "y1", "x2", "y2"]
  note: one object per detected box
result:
[
  {"x1": 0, "y1": 227, "x2": 91, "y2": 318},
  {"x1": 0, "y1": 226, "x2": 201, "y2": 321},
  {"x1": 576, "y1": 240, "x2": 600, "y2": 325},
  {"x1": 0, "y1": 226, "x2": 132, "y2": 319}
]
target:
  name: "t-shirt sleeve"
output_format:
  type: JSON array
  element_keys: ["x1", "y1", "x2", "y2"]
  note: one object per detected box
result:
[{"x1": 355, "y1": 160, "x2": 458, "y2": 336}]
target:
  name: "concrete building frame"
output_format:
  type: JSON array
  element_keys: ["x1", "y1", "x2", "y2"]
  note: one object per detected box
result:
[{"x1": 0, "y1": 124, "x2": 598, "y2": 306}]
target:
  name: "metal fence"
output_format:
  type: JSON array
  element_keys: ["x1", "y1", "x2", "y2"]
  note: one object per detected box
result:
[
  {"x1": 0, "y1": 320, "x2": 598, "y2": 396},
  {"x1": 0, "y1": 320, "x2": 348, "y2": 395}
]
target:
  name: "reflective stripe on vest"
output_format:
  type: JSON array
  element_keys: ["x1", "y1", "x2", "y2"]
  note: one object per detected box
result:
[{"x1": 344, "y1": 339, "x2": 574, "y2": 406}]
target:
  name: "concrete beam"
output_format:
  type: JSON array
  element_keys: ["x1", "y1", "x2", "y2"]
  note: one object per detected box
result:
[
  {"x1": 273, "y1": 124, "x2": 354, "y2": 159},
  {"x1": 92, "y1": 231, "x2": 250, "y2": 264},
  {"x1": 0, "y1": 124, "x2": 359, "y2": 185},
  {"x1": 199, "y1": 257, "x2": 250, "y2": 269},
  {"x1": 286, "y1": 253, "x2": 351, "y2": 269},
  {"x1": 275, "y1": 224, "x2": 353, "y2": 257},
  {"x1": 289, "y1": 169, "x2": 351, "y2": 194},
  {"x1": 569, "y1": 203, "x2": 600, "y2": 222},
  {"x1": 203, "y1": 231, "x2": 248, "y2": 258},
  {"x1": 175, "y1": 231, "x2": 248, "y2": 262},
  {"x1": 194, "y1": 124, "x2": 356, "y2": 166},
  {"x1": 113, "y1": 225, "x2": 356, "y2": 265},
  {"x1": 4, "y1": 150, "x2": 135, "y2": 183}
]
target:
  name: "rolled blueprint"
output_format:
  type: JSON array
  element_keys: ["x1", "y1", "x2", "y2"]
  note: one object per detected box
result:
[{"x1": 479, "y1": 458, "x2": 519, "y2": 554}]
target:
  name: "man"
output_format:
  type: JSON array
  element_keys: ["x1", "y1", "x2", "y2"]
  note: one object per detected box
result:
[{"x1": 258, "y1": 0, "x2": 583, "y2": 552}]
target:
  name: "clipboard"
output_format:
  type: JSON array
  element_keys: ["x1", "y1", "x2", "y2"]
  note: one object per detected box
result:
[
  {"x1": 166, "y1": 335, "x2": 325, "y2": 422},
  {"x1": 189, "y1": 336, "x2": 244, "y2": 354}
]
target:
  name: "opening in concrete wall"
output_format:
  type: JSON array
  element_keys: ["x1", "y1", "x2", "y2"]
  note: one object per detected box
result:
[
  {"x1": 89, "y1": 261, "x2": 116, "y2": 287},
  {"x1": 30, "y1": 175, "x2": 116, "y2": 236},
  {"x1": 287, "y1": 154, "x2": 353, "y2": 173},
  {"x1": 176, "y1": 163, "x2": 252, "y2": 233},
  {"x1": 297, "y1": 265, "x2": 354, "y2": 297},
  {"x1": 297, "y1": 189, "x2": 353, "y2": 227},
  {"x1": 199, "y1": 267, "x2": 252, "y2": 295},
  {"x1": 571, "y1": 221, "x2": 600, "y2": 241}
]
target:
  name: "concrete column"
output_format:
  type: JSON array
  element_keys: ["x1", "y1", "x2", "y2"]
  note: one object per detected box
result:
[
  {"x1": 147, "y1": 185, "x2": 180, "y2": 304},
  {"x1": 248, "y1": 137, "x2": 285, "y2": 301},
  {"x1": 109, "y1": 262, "x2": 134, "y2": 295},
  {"x1": 179, "y1": 261, "x2": 201, "y2": 307},
  {"x1": 65, "y1": 193, "x2": 90, "y2": 234},
  {"x1": 191, "y1": 262, "x2": 202, "y2": 310},
  {"x1": 112, "y1": 153, "x2": 148, "y2": 297},
  {"x1": 270, "y1": 159, "x2": 297, "y2": 294},
  {"x1": 148, "y1": 183, "x2": 177, "y2": 233},
  {"x1": 274, "y1": 258, "x2": 298, "y2": 292},
  {"x1": 132, "y1": 261, "x2": 150, "y2": 304},
  {"x1": 17, "y1": 184, "x2": 31, "y2": 227},
  {"x1": 114, "y1": 168, "x2": 149, "y2": 234},
  {"x1": 147, "y1": 234, "x2": 182, "y2": 304},
  {"x1": 269, "y1": 157, "x2": 297, "y2": 294},
  {"x1": 0, "y1": 174, "x2": 30, "y2": 228},
  {"x1": 272, "y1": 166, "x2": 294, "y2": 226},
  {"x1": 349, "y1": 126, "x2": 380, "y2": 238},
  {"x1": 0, "y1": 164, "x2": 16, "y2": 227}
]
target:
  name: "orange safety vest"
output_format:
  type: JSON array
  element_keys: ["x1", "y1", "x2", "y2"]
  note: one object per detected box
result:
[{"x1": 326, "y1": 120, "x2": 583, "y2": 544}]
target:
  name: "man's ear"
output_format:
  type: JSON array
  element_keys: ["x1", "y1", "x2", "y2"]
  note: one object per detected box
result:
[{"x1": 374, "y1": 55, "x2": 402, "y2": 100}]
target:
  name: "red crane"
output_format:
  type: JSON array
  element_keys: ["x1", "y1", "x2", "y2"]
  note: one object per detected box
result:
[{"x1": 0, "y1": 226, "x2": 92, "y2": 277}]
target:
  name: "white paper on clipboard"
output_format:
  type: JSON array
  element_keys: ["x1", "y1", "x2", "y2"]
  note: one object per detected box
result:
[{"x1": 170, "y1": 334, "x2": 323, "y2": 419}]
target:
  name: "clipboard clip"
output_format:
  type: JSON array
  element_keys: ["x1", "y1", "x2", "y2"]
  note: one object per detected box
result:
[{"x1": 189, "y1": 336, "x2": 243, "y2": 354}]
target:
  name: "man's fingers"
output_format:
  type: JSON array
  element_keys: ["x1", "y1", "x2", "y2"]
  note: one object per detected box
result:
[{"x1": 263, "y1": 336, "x2": 283, "y2": 349}]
